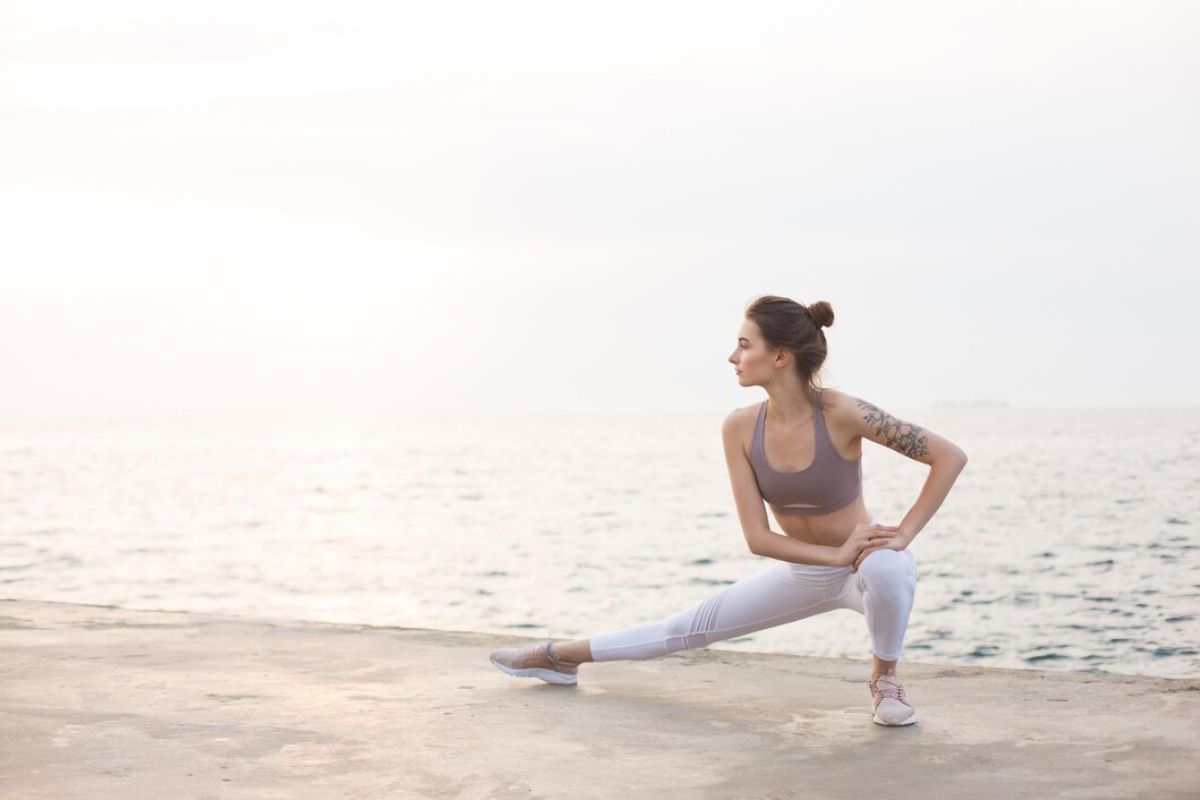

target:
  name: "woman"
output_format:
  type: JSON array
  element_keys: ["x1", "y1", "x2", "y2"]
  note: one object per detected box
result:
[{"x1": 489, "y1": 295, "x2": 968, "y2": 726}]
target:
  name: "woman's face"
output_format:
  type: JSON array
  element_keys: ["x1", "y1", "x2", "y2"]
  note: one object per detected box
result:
[{"x1": 727, "y1": 320, "x2": 773, "y2": 385}]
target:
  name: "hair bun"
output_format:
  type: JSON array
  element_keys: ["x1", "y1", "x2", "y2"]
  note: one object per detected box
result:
[{"x1": 806, "y1": 300, "x2": 834, "y2": 329}]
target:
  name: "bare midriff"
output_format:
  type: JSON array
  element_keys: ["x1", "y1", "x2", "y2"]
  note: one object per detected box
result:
[{"x1": 772, "y1": 496, "x2": 874, "y2": 549}]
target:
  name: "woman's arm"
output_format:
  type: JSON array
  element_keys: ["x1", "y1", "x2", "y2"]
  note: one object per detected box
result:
[
  {"x1": 895, "y1": 457, "x2": 967, "y2": 542},
  {"x1": 835, "y1": 392, "x2": 969, "y2": 542}
]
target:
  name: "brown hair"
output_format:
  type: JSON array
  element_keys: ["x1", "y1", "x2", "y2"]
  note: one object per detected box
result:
[{"x1": 745, "y1": 294, "x2": 835, "y2": 395}]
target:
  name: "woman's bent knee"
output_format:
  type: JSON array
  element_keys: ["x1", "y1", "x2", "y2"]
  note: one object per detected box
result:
[
  {"x1": 860, "y1": 547, "x2": 908, "y2": 571},
  {"x1": 859, "y1": 549, "x2": 916, "y2": 589}
]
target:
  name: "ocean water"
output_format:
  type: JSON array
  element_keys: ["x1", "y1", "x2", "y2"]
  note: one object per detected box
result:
[{"x1": 1, "y1": 406, "x2": 1197, "y2": 679}]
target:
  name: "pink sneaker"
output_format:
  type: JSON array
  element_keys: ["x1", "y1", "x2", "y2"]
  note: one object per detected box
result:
[
  {"x1": 489, "y1": 640, "x2": 580, "y2": 685},
  {"x1": 868, "y1": 669, "x2": 917, "y2": 726}
]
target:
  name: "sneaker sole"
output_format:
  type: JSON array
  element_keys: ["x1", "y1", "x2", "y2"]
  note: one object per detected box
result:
[
  {"x1": 489, "y1": 657, "x2": 578, "y2": 685},
  {"x1": 873, "y1": 711, "x2": 917, "y2": 726}
]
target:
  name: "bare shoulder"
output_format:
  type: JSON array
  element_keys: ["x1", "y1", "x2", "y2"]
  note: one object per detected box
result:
[
  {"x1": 723, "y1": 403, "x2": 759, "y2": 426},
  {"x1": 822, "y1": 386, "x2": 899, "y2": 438},
  {"x1": 817, "y1": 388, "x2": 864, "y2": 455},
  {"x1": 721, "y1": 404, "x2": 759, "y2": 449},
  {"x1": 819, "y1": 387, "x2": 858, "y2": 421},
  {"x1": 722, "y1": 403, "x2": 756, "y2": 429}
]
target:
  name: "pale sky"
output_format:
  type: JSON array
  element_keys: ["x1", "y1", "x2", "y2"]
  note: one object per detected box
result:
[{"x1": 2, "y1": 1, "x2": 1197, "y2": 422}]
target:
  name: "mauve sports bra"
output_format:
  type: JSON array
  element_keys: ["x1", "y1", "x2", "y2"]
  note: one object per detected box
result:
[{"x1": 750, "y1": 385, "x2": 862, "y2": 516}]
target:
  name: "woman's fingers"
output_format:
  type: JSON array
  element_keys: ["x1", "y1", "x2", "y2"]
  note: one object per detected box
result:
[
  {"x1": 854, "y1": 541, "x2": 901, "y2": 570},
  {"x1": 851, "y1": 532, "x2": 896, "y2": 551},
  {"x1": 849, "y1": 524, "x2": 902, "y2": 570}
]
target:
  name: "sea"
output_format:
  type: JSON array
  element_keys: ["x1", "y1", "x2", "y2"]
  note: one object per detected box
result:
[{"x1": 2, "y1": 405, "x2": 1197, "y2": 679}]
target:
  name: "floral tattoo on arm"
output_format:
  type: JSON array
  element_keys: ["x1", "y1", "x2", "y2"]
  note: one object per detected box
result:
[{"x1": 856, "y1": 400, "x2": 931, "y2": 459}]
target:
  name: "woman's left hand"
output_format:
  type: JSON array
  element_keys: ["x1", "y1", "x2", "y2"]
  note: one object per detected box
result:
[{"x1": 850, "y1": 530, "x2": 913, "y2": 572}]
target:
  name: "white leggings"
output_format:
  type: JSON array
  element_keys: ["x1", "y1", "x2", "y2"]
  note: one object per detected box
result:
[{"x1": 588, "y1": 538, "x2": 918, "y2": 663}]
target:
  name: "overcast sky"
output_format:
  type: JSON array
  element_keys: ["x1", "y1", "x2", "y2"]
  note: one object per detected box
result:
[{"x1": 2, "y1": 1, "x2": 1196, "y2": 422}]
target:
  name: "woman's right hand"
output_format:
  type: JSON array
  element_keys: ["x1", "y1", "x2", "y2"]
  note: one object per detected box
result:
[{"x1": 835, "y1": 523, "x2": 902, "y2": 567}]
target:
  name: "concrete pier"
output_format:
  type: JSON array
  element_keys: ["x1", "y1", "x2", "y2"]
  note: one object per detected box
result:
[{"x1": 2, "y1": 599, "x2": 1197, "y2": 799}]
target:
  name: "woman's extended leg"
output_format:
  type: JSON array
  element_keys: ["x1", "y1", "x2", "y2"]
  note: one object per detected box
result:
[
  {"x1": 571, "y1": 560, "x2": 844, "y2": 663},
  {"x1": 491, "y1": 559, "x2": 846, "y2": 681}
]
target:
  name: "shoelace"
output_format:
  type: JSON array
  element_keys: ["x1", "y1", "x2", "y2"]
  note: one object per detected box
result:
[{"x1": 871, "y1": 676, "x2": 908, "y2": 703}]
